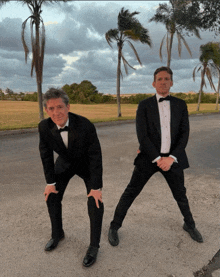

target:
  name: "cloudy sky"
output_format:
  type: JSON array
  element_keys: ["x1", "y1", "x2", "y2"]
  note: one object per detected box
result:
[{"x1": 0, "y1": 0, "x2": 217, "y2": 95}]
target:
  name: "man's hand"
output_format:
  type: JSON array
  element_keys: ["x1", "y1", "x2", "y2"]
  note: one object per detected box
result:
[
  {"x1": 87, "y1": 189, "x2": 103, "y2": 208},
  {"x1": 157, "y1": 157, "x2": 174, "y2": 171},
  {"x1": 44, "y1": 185, "x2": 58, "y2": 202}
]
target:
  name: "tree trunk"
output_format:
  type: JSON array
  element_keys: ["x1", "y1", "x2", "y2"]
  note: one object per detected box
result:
[
  {"x1": 167, "y1": 32, "x2": 174, "y2": 68},
  {"x1": 37, "y1": 81, "x2": 44, "y2": 120},
  {"x1": 35, "y1": 19, "x2": 44, "y2": 121},
  {"x1": 197, "y1": 69, "x2": 205, "y2": 111},
  {"x1": 215, "y1": 71, "x2": 220, "y2": 111},
  {"x1": 116, "y1": 43, "x2": 122, "y2": 117}
]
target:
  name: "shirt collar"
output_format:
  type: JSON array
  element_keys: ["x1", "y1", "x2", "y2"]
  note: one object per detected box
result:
[
  {"x1": 57, "y1": 118, "x2": 69, "y2": 130},
  {"x1": 156, "y1": 93, "x2": 170, "y2": 103}
]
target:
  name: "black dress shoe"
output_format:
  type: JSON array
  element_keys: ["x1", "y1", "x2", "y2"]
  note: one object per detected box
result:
[
  {"x1": 44, "y1": 233, "x2": 65, "y2": 251},
  {"x1": 83, "y1": 246, "x2": 98, "y2": 267},
  {"x1": 108, "y1": 227, "x2": 119, "y2": 246},
  {"x1": 183, "y1": 223, "x2": 203, "y2": 243}
]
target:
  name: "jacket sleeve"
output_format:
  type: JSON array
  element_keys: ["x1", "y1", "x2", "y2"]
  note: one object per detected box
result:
[
  {"x1": 87, "y1": 123, "x2": 103, "y2": 189},
  {"x1": 170, "y1": 101, "x2": 189, "y2": 159},
  {"x1": 136, "y1": 100, "x2": 160, "y2": 161},
  {"x1": 38, "y1": 122, "x2": 56, "y2": 184}
]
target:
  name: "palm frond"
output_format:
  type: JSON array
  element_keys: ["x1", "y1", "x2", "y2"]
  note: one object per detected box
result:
[
  {"x1": 192, "y1": 64, "x2": 201, "y2": 81},
  {"x1": 30, "y1": 19, "x2": 35, "y2": 77},
  {"x1": 192, "y1": 27, "x2": 201, "y2": 39},
  {"x1": 159, "y1": 34, "x2": 166, "y2": 61},
  {"x1": 177, "y1": 32, "x2": 182, "y2": 57},
  {"x1": 166, "y1": 32, "x2": 170, "y2": 58},
  {"x1": 205, "y1": 67, "x2": 216, "y2": 90},
  {"x1": 118, "y1": 7, "x2": 139, "y2": 31},
  {"x1": 105, "y1": 29, "x2": 119, "y2": 48},
  {"x1": 121, "y1": 53, "x2": 136, "y2": 72},
  {"x1": 197, "y1": 65, "x2": 202, "y2": 72},
  {"x1": 39, "y1": 20, "x2": 45, "y2": 83},
  {"x1": 121, "y1": 54, "x2": 129, "y2": 75},
  {"x1": 178, "y1": 32, "x2": 192, "y2": 57},
  {"x1": 21, "y1": 17, "x2": 32, "y2": 63},
  {"x1": 120, "y1": 68, "x2": 123, "y2": 80},
  {"x1": 201, "y1": 69, "x2": 207, "y2": 88},
  {"x1": 192, "y1": 66, "x2": 197, "y2": 81},
  {"x1": 126, "y1": 40, "x2": 142, "y2": 65}
]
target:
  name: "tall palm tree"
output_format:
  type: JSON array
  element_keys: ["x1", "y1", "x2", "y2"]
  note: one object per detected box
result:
[
  {"x1": 21, "y1": 0, "x2": 68, "y2": 121},
  {"x1": 193, "y1": 43, "x2": 216, "y2": 111},
  {"x1": 149, "y1": 0, "x2": 201, "y2": 67},
  {"x1": 209, "y1": 42, "x2": 220, "y2": 110},
  {"x1": 105, "y1": 7, "x2": 152, "y2": 117}
]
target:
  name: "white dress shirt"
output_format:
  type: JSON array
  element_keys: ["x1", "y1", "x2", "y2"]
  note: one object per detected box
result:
[
  {"x1": 152, "y1": 93, "x2": 177, "y2": 163},
  {"x1": 57, "y1": 119, "x2": 69, "y2": 148}
]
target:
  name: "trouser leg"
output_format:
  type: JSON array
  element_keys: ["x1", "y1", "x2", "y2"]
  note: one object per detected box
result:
[
  {"x1": 162, "y1": 169, "x2": 195, "y2": 228},
  {"x1": 87, "y1": 197, "x2": 104, "y2": 248},
  {"x1": 110, "y1": 165, "x2": 156, "y2": 230},
  {"x1": 46, "y1": 174, "x2": 70, "y2": 239}
]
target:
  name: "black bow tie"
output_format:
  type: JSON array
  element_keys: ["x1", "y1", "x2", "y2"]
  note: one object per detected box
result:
[
  {"x1": 58, "y1": 126, "x2": 69, "y2": 133},
  {"x1": 159, "y1": 96, "x2": 171, "y2": 102}
]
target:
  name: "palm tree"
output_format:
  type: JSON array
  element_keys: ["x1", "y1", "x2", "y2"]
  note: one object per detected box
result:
[
  {"x1": 21, "y1": 0, "x2": 68, "y2": 121},
  {"x1": 149, "y1": 0, "x2": 201, "y2": 67},
  {"x1": 209, "y1": 42, "x2": 220, "y2": 110},
  {"x1": 105, "y1": 7, "x2": 152, "y2": 117},
  {"x1": 193, "y1": 43, "x2": 216, "y2": 111}
]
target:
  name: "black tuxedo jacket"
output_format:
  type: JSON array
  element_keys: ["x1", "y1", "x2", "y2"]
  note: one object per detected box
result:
[
  {"x1": 38, "y1": 112, "x2": 103, "y2": 190},
  {"x1": 134, "y1": 95, "x2": 189, "y2": 170}
]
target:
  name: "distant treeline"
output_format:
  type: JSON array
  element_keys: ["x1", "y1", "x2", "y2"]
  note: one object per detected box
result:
[{"x1": 0, "y1": 80, "x2": 218, "y2": 104}]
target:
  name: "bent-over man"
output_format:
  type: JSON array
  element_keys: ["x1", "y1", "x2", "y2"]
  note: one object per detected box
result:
[{"x1": 39, "y1": 88, "x2": 104, "y2": 267}]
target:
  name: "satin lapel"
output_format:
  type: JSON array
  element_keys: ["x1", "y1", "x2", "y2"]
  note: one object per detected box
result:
[
  {"x1": 50, "y1": 121, "x2": 68, "y2": 152},
  {"x1": 151, "y1": 95, "x2": 161, "y2": 136},
  {"x1": 67, "y1": 113, "x2": 77, "y2": 150},
  {"x1": 170, "y1": 96, "x2": 177, "y2": 142}
]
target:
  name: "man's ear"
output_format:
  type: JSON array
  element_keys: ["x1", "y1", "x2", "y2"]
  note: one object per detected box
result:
[
  {"x1": 152, "y1": 81, "x2": 156, "y2": 88},
  {"x1": 67, "y1": 104, "x2": 70, "y2": 111}
]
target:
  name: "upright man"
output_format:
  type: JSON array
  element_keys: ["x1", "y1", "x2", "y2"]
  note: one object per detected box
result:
[
  {"x1": 38, "y1": 88, "x2": 104, "y2": 267},
  {"x1": 108, "y1": 66, "x2": 203, "y2": 246}
]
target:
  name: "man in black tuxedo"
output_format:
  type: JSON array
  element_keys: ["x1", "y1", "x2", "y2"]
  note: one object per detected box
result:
[
  {"x1": 38, "y1": 88, "x2": 104, "y2": 267},
  {"x1": 108, "y1": 66, "x2": 203, "y2": 246}
]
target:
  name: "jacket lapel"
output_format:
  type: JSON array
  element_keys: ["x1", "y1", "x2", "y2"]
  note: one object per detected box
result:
[
  {"x1": 67, "y1": 113, "x2": 78, "y2": 151},
  {"x1": 170, "y1": 96, "x2": 179, "y2": 143},
  {"x1": 151, "y1": 95, "x2": 161, "y2": 136}
]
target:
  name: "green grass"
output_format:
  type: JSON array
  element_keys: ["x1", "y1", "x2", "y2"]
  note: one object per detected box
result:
[{"x1": 0, "y1": 101, "x2": 219, "y2": 130}]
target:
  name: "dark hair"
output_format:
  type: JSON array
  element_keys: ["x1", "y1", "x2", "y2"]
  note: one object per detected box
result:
[
  {"x1": 154, "y1": 66, "x2": 173, "y2": 81},
  {"x1": 43, "y1": 88, "x2": 69, "y2": 108}
]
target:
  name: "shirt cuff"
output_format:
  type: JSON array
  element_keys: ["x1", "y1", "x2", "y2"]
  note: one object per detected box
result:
[
  {"x1": 47, "y1": 183, "x2": 56, "y2": 186},
  {"x1": 92, "y1": 188, "x2": 102, "y2": 191},
  {"x1": 152, "y1": 156, "x2": 161, "y2": 163},
  {"x1": 169, "y1": 155, "x2": 178, "y2": 163}
]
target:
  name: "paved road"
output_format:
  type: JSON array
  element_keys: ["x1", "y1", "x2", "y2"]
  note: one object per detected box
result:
[{"x1": 0, "y1": 114, "x2": 219, "y2": 277}]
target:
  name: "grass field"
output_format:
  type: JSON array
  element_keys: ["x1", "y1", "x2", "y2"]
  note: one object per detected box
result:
[{"x1": 0, "y1": 101, "x2": 219, "y2": 130}]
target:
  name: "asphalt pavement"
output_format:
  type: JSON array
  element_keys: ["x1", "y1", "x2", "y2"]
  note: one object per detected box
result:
[{"x1": 0, "y1": 114, "x2": 219, "y2": 277}]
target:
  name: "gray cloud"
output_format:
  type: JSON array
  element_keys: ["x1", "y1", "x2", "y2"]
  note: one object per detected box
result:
[{"x1": 0, "y1": 1, "x2": 218, "y2": 94}]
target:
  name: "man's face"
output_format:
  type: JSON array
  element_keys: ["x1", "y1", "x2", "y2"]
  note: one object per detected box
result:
[
  {"x1": 152, "y1": 71, "x2": 173, "y2": 97},
  {"x1": 45, "y1": 98, "x2": 70, "y2": 127}
]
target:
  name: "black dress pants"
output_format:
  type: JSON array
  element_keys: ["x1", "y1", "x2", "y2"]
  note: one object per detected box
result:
[
  {"x1": 46, "y1": 169, "x2": 104, "y2": 248},
  {"x1": 110, "y1": 162, "x2": 195, "y2": 230}
]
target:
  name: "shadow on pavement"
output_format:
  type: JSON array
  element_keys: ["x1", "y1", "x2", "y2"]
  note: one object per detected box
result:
[{"x1": 194, "y1": 249, "x2": 220, "y2": 277}]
